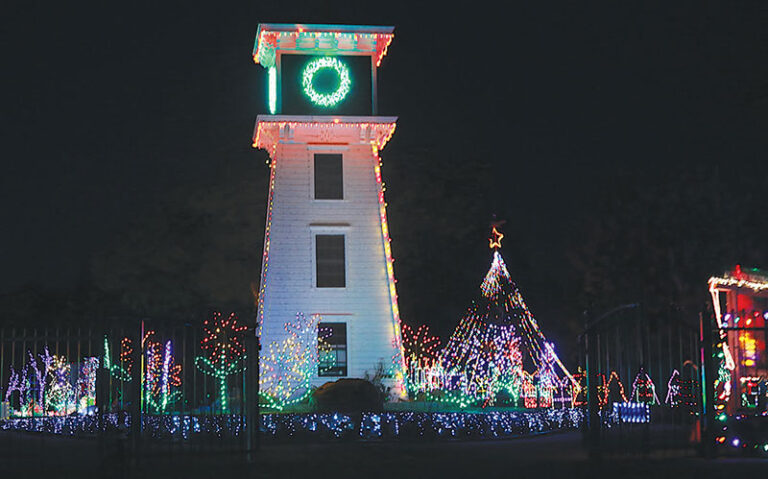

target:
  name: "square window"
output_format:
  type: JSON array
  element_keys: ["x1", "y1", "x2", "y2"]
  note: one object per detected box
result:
[
  {"x1": 319, "y1": 323, "x2": 348, "y2": 376},
  {"x1": 314, "y1": 154, "x2": 343, "y2": 200},
  {"x1": 316, "y1": 234, "x2": 345, "y2": 287}
]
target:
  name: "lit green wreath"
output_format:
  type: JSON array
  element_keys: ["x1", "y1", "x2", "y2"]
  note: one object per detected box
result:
[{"x1": 302, "y1": 57, "x2": 351, "y2": 107}]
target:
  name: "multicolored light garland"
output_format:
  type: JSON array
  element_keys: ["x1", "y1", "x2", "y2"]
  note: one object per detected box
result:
[
  {"x1": 253, "y1": 120, "x2": 396, "y2": 158},
  {"x1": 255, "y1": 154, "x2": 276, "y2": 336},
  {"x1": 373, "y1": 144, "x2": 407, "y2": 396}
]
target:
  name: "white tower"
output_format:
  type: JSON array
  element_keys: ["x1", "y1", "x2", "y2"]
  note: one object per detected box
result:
[{"x1": 252, "y1": 24, "x2": 406, "y2": 397}]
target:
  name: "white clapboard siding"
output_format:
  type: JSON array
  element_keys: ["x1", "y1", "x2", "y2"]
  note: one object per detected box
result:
[{"x1": 258, "y1": 117, "x2": 402, "y2": 387}]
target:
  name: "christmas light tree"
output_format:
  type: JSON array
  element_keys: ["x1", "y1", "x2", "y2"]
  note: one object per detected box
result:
[
  {"x1": 598, "y1": 371, "x2": 629, "y2": 407},
  {"x1": 195, "y1": 312, "x2": 249, "y2": 413},
  {"x1": 437, "y1": 224, "x2": 578, "y2": 407},
  {"x1": 572, "y1": 367, "x2": 588, "y2": 406},
  {"x1": 665, "y1": 369, "x2": 681, "y2": 406},
  {"x1": 630, "y1": 367, "x2": 660, "y2": 405}
]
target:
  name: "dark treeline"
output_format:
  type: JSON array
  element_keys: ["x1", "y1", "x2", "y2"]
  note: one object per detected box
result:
[{"x1": 2, "y1": 154, "x2": 766, "y2": 368}]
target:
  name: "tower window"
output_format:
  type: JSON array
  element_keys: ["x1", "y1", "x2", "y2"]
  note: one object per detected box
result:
[
  {"x1": 314, "y1": 154, "x2": 343, "y2": 200},
  {"x1": 315, "y1": 234, "x2": 345, "y2": 287},
  {"x1": 319, "y1": 323, "x2": 347, "y2": 376}
]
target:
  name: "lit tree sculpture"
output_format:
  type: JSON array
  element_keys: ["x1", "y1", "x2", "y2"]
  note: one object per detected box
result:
[
  {"x1": 438, "y1": 225, "x2": 579, "y2": 407},
  {"x1": 119, "y1": 338, "x2": 134, "y2": 376},
  {"x1": 45, "y1": 355, "x2": 73, "y2": 414},
  {"x1": 75, "y1": 357, "x2": 99, "y2": 414},
  {"x1": 144, "y1": 338, "x2": 182, "y2": 413},
  {"x1": 4, "y1": 366, "x2": 27, "y2": 410},
  {"x1": 103, "y1": 336, "x2": 133, "y2": 382},
  {"x1": 260, "y1": 312, "x2": 333, "y2": 410},
  {"x1": 195, "y1": 312, "x2": 248, "y2": 413},
  {"x1": 403, "y1": 324, "x2": 441, "y2": 367},
  {"x1": 403, "y1": 324, "x2": 444, "y2": 396},
  {"x1": 28, "y1": 348, "x2": 54, "y2": 409}
]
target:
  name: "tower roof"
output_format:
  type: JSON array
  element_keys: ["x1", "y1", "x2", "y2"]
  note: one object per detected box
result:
[{"x1": 253, "y1": 23, "x2": 395, "y2": 69}]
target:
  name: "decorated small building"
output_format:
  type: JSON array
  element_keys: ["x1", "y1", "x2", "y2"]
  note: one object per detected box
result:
[
  {"x1": 251, "y1": 24, "x2": 406, "y2": 399},
  {"x1": 709, "y1": 265, "x2": 768, "y2": 414}
]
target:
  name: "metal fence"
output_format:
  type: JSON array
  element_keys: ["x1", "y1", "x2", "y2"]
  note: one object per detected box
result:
[
  {"x1": 0, "y1": 319, "x2": 259, "y2": 455},
  {"x1": 582, "y1": 305, "x2": 702, "y2": 457}
]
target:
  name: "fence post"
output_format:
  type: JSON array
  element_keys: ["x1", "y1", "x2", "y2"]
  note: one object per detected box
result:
[
  {"x1": 96, "y1": 350, "x2": 109, "y2": 458},
  {"x1": 0, "y1": 328, "x2": 4, "y2": 405},
  {"x1": 585, "y1": 329, "x2": 601, "y2": 460},
  {"x1": 699, "y1": 313, "x2": 716, "y2": 458},
  {"x1": 245, "y1": 333, "x2": 260, "y2": 460},
  {"x1": 130, "y1": 324, "x2": 142, "y2": 455}
]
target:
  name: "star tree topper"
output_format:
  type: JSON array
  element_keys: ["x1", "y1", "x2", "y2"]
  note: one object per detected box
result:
[{"x1": 488, "y1": 218, "x2": 506, "y2": 250}]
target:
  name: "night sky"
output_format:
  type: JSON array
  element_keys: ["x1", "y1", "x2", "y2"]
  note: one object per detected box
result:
[{"x1": 3, "y1": 2, "x2": 767, "y2": 356}]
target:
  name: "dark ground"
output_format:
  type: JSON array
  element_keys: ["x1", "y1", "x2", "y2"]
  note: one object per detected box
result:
[{"x1": 1, "y1": 430, "x2": 765, "y2": 479}]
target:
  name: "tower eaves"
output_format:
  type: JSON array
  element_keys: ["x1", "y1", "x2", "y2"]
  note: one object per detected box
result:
[{"x1": 253, "y1": 23, "x2": 395, "y2": 68}]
